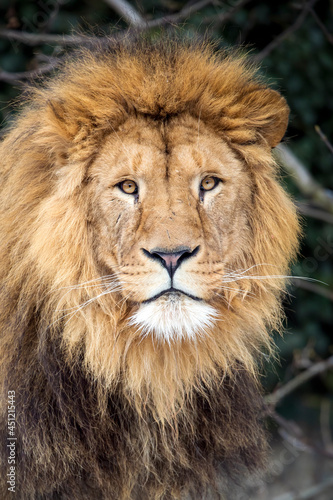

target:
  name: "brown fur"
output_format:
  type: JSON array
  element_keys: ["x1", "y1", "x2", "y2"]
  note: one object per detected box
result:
[{"x1": 0, "y1": 36, "x2": 300, "y2": 499}]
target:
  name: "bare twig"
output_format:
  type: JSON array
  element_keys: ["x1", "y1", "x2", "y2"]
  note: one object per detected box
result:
[
  {"x1": 0, "y1": 29, "x2": 86, "y2": 46},
  {"x1": 292, "y1": 278, "x2": 333, "y2": 301},
  {"x1": 274, "y1": 143, "x2": 333, "y2": 214},
  {"x1": 272, "y1": 477, "x2": 333, "y2": 500},
  {"x1": 265, "y1": 355, "x2": 333, "y2": 406},
  {"x1": 0, "y1": 0, "x2": 213, "y2": 48},
  {"x1": 296, "y1": 201, "x2": 333, "y2": 225},
  {"x1": 320, "y1": 399, "x2": 332, "y2": 449},
  {"x1": 310, "y1": 7, "x2": 333, "y2": 45},
  {"x1": 315, "y1": 124, "x2": 333, "y2": 155},
  {"x1": 145, "y1": 0, "x2": 213, "y2": 29},
  {"x1": 210, "y1": 0, "x2": 254, "y2": 26},
  {"x1": 0, "y1": 61, "x2": 60, "y2": 83},
  {"x1": 0, "y1": 0, "x2": 215, "y2": 82},
  {"x1": 102, "y1": 0, "x2": 145, "y2": 27},
  {"x1": 253, "y1": 0, "x2": 318, "y2": 62},
  {"x1": 267, "y1": 409, "x2": 333, "y2": 459}
]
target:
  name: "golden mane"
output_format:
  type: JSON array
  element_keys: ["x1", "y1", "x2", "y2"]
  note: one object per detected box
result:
[{"x1": 0, "y1": 36, "x2": 300, "y2": 499}]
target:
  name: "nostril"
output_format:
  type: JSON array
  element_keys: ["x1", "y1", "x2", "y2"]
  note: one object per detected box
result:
[{"x1": 142, "y1": 246, "x2": 200, "y2": 278}]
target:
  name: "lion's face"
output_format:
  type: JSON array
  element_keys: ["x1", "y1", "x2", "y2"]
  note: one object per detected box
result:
[
  {"x1": 89, "y1": 114, "x2": 253, "y2": 342},
  {"x1": 0, "y1": 39, "x2": 300, "y2": 434}
]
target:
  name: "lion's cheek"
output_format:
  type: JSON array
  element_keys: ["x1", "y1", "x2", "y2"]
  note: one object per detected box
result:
[
  {"x1": 93, "y1": 212, "x2": 140, "y2": 270},
  {"x1": 172, "y1": 265, "x2": 214, "y2": 301},
  {"x1": 204, "y1": 199, "x2": 252, "y2": 266}
]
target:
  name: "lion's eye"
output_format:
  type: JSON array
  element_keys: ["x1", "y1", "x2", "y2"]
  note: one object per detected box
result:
[
  {"x1": 118, "y1": 180, "x2": 138, "y2": 195},
  {"x1": 200, "y1": 176, "x2": 219, "y2": 192}
]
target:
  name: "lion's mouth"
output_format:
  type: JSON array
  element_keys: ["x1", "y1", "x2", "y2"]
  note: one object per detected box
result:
[
  {"x1": 130, "y1": 289, "x2": 218, "y2": 341},
  {"x1": 143, "y1": 287, "x2": 201, "y2": 304}
]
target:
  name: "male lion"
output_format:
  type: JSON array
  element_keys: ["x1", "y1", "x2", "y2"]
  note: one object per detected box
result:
[{"x1": 0, "y1": 37, "x2": 299, "y2": 499}]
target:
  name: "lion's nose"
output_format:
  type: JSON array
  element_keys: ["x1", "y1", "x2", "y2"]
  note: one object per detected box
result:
[{"x1": 142, "y1": 246, "x2": 200, "y2": 278}]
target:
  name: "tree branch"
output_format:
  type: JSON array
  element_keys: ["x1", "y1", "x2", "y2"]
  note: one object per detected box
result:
[
  {"x1": 0, "y1": 0, "x2": 214, "y2": 48},
  {"x1": 309, "y1": 7, "x2": 333, "y2": 45},
  {"x1": 274, "y1": 144, "x2": 333, "y2": 214},
  {"x1": 266, "y1": 409, "x2": 333, "y2": 459},
  {"x1": 253, "y1": 0, "x2": 318, "y2": 62},
  {"x1": 320, "y1": 399, "x2": 332, "y2": 449},
  {"x1": 0, "y1": 0, "x2": 215, "y2": 83},
  {"x1": 272, "y1": 477, "x2": 333, "y2": 500},
  {"x1": 296, "y1": 201, "x2": 333, "y2": 225},
  {"x1": 292, "y1": 278, "x2": 333, "y2": 301},
  {"x1": 315, "y1": 124, "x2": 333, "y2": 155},
  {"x1": 265, "y1": 355, "x2": 333, "y2": 406},
  {"x1": 144, "y1": 0, "x2": 213, "y2": 29},
  {"x1": 102, "y1": 0, "x2": 145, "y2": 27},
  {"x1": 209, "y1": 0, "x2": 254, "y2": 26},
  {"x1": 0, "y1": 28, "x2": 88, "y2": 46},
  {"x1": 0, "y1": 60, "x2": 60, "y2": 83}
]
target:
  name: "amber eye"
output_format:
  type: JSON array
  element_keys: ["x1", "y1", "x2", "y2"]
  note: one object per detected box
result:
[
  {"x1": 200, "y1": 176, "x2": 219, "y2": 192},
  {"x1": 118, "y1": 180, "x2": 138, "y2": 195}
]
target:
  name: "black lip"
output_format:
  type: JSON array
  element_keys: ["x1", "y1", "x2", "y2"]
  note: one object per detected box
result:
[{"x1": 142, "y1": 287, "x2": 201, "y2": 304}]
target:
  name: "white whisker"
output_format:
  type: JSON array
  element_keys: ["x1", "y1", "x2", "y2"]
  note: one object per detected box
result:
[
  {"x1": 222, "y1": 275, "x2": 327, "y2": 285},
  {"x1": 223, "y1": 263, "x2": 279, "y2": 277},
  {"x1": 58, "y1": 285, "x2": 123, "y2": 312},
  {"x1": 49, "y1": 287, "x2": 120, "y2": 330},
  {"x1": 43, "y1": 274, "x2": 121, "y2": 299}
]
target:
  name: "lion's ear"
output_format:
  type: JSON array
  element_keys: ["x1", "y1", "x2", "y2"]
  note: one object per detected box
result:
[
  {"x1": 46, "y1": 99, "x2": 81, "y2": 140},
  {"x1": 242, "y1": 88, "x2": 289, "y2": 148}
]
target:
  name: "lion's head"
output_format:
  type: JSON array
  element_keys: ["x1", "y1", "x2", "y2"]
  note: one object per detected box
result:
[{"x1": 0, "y1": 37, "x2": 300, "y2": 499}]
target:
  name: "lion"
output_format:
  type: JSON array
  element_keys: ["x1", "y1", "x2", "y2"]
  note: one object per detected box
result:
[{"x1": 0, "y1": 36, "x2": 299, "y2": 499}]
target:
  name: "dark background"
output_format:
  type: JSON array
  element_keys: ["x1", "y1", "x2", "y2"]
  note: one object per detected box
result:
[{"x1": 0, "y1": 1, "x2": 332, "y2": 498}]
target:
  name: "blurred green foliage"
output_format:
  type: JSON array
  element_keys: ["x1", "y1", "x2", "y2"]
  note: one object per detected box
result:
[{"x1": 0, "y1": 0, "x2": 332, "y2": 424}]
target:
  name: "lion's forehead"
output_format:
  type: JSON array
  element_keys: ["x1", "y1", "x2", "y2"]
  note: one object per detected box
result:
[{"x1": 93, "y1": 114, "x2": 245, "y2": 184}]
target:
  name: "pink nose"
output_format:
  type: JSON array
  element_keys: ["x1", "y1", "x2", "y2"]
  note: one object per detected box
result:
[
  {"x1": 142, "y1": 247, "x2": 199, "y2": 278},
  {"x1": 156, "y1": 253, "x2": 182, "y2": 270}
]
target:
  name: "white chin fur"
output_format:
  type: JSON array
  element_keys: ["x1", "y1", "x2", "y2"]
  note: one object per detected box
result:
[{"x1": 129, "y1": 293, "x2": 218, "y2": 343}]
